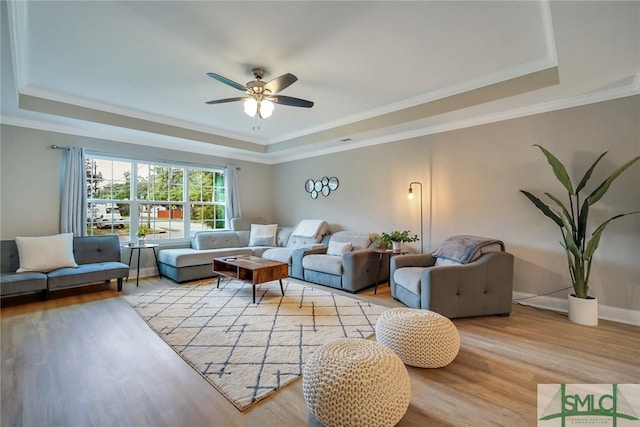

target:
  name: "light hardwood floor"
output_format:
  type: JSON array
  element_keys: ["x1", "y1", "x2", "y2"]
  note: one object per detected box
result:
[{"x1": 2, "y1": 276, "x2": 638, "y2": 427}]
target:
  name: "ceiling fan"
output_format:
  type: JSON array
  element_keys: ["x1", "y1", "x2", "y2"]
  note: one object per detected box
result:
[{"x1": 206, "y1": 67, "x2": 314, "y2": 119}]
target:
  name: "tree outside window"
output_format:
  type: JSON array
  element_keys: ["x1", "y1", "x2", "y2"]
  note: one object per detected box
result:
[{"x1": 85, "y1": 155, "x2": 226, "y2": 242}]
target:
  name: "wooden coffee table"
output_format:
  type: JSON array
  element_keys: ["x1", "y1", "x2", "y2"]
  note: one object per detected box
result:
[{"x1": 213, "y1": 255, "x2": 288, "y2": 303}]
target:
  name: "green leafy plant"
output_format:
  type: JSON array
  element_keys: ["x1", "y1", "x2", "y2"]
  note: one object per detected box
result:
[
  {"x1": 520, "y1": 145, "x2": 639, "y2": 299},
  {"x1": 136, "y1": 227, "x2": 149, "y2": 238},
  {"x1": 378, "y1": 230, "x2": 419, "y2": 248}
]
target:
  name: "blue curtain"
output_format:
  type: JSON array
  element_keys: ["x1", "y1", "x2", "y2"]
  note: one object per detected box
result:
[
  {"x1": 60, "y1": 146, "x2": 87, "y2": 236},
  {"x1": 224, "y1": 166, "x2": 241, "y2": 229}
]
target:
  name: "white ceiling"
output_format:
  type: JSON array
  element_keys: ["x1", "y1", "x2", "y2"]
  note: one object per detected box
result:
[{"x1": 1, "y1": 1, "x2": 638, "y2": 164}]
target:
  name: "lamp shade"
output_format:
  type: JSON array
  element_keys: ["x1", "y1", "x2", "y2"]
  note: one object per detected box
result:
[
  {"x1": 244, "y1": 98, "x2": 258, "y2": 117},
  {"x1": 408, "y1": 181, "x2": 423, "y2": 253},
  {"x1": 244, "y1": 98, "x2": 275, "y2": 119},
  {"x1": 260, "y1": 99, "x2": 274, "y2": 118}
]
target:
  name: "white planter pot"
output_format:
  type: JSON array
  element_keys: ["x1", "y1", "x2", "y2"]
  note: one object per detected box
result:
[
  {"x1": 567, "y1": 294, "x2": 598, "y2": 326},
  {"x1": 392, "y1": 242, "x2": 401, "y2": 252},
  {"x1": 138, "y1": 239, "x2": 146, "y2": 246}
]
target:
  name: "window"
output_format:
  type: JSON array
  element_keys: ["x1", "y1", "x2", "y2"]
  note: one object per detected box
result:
[{"x1": 86, "y1": 154, "x2": 226, "y2": 242}]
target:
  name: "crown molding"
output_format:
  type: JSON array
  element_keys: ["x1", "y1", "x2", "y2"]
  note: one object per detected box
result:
[
  {"x1": 3, "y1": 82, "x2": 638, "y2": 166},
  {"x1": 18, "y1": 86, "x2": 266, "y2": 146},
  {"x1": 6, "y1": 0, "x2": 28, "y2": 92},
  {"x1": 0, "y1": 114, "x2": 273, "y2": 165},
  {"x1": 266, "y1": 81, "x2": 640, "y2": 164},
  {"x1": 270, "y1": 58, "x2": 558, "y2": 145}
]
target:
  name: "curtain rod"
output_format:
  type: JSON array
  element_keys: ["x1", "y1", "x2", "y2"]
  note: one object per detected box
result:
[{"x1": 49, "y1": 145, "x2": 240, "y2": 170}]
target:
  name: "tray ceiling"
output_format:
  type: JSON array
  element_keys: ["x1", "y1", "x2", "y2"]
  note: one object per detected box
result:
[{"x1": 1, "y1": 1, "x2": 638, "y2": 163}]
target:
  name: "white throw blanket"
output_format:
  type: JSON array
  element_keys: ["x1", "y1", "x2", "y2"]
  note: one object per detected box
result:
[{"x1": 292, "y1": 219, "x2": 329, "y2": 238}]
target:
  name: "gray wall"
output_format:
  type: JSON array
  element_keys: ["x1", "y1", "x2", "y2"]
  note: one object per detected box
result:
[
  {"x1": 272, "y1": 96, "x2": 640, "y2": 310},
  {"x1": 0, "y1": 125, "x2": 274, "y2": 239},
  {"x1": 1, "y1": 96, "x2": 638, "y2": 310}
]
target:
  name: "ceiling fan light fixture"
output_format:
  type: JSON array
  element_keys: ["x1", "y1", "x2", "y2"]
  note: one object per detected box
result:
[
  {"x1": 260, "y1": 99, "x2": 274, "y2": 118},
  {"x1": 243, "y1": 98, "x2": 274, "y2": 119},
  {"x1": 207, "y1": 68, "x2": 312, "y2": 124},
  {"x1": 243, "y1": 98, "x2": 258, "y2": 117}
]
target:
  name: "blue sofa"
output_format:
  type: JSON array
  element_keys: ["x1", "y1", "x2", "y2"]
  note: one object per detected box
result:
[{"x1": 0, "y1": 235, "x2": 130, "y2": 300}]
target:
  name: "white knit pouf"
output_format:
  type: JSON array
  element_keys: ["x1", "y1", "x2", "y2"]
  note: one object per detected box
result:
[
  {"x1": 302, "y1": 338, "x2": 410, "y2": 427},
  {"x1": 376, "y1": 307, "x2": 460, "y2": 368}
]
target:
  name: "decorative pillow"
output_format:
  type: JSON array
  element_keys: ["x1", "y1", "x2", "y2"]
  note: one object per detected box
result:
[
  {"x1": 15, "y1": 233, "x2": 78, "y2": 273},
  {"x1": 327, "y1": 240, "x2": 352, "y2": 256},
  {"x1": 250, "y1": 235, "x2": 276, "y2": 246},
  {"x1": 248, "y1": 224, "x2": 277, "y2": 246}
]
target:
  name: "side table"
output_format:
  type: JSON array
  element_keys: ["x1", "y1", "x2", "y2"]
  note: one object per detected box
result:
[
  {"x1": 122, "y1": 243, "x2": 160, "y2": 287},
  {"x1": 374, "y1": 249, "x2": 409, "y2": 294}
]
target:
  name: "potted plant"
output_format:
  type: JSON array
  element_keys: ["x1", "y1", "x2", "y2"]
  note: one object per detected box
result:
[
  {"x1": 378, "y1": 230, "x2": 419, "y2": 252},
  {"x1": 520, "y1": 145, "x2": 639, "y2": 326},
  {"x1": 136, "y1": 227, "x2": 148, "y2": 246}
]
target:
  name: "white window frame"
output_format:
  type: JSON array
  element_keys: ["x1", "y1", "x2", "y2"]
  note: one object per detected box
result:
[{"x1": 85, "y1": 153, "x2": 226, "y2": 244}]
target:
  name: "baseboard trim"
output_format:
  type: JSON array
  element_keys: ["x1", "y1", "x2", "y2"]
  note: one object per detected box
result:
[
  {"x1": 127, "y1": 267, "x2": 159, "y2": 282},
  {"x1": 512, "y1": 292, "x2": 639, "y2": 326}
]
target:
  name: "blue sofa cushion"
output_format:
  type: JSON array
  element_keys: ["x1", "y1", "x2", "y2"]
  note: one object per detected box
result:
[
  {"x1": 157, "y1": 247, "x2": 252, "y2": 268},
  {"x1": 47, "y1": 261, "x2": 129, "y2": 290},
  {"x1": 1, "y1": 240, "x2": 21, "y2": 274},
  {"x1": 329, "y1": 231, "x2": 375, "y2": 251},
  {"x1": 261, "y1": 247, "x2": 294, "y2": 264},
  {"x1": 192, "y1": 231, "x2": 241, "y2": 250},
  {"x1": 0, "y1": 272, "x2": 47, "y2": 296},
  {"x1": 303, "y1": 254, "x2": 343, "y2": 276},
  {"x1": 73, "y1": 235, "x2": 122, "y2": 264}
]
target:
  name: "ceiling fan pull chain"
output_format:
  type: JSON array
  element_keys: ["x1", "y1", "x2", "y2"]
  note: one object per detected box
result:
[{"x1": 252, "y1": 114, "x2": 260, "y2": 131}]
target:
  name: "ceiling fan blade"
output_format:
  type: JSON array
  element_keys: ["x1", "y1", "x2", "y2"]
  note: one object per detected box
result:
[
  {"x1": 205, "y1": 97, "x2": 248, "y2": 105},
  {"x1": 206, "y1": 72, "x2": 247, "y2": 92},
  {"x1": 264, "y1": 73, "x2": 298, "y2": 94},
  {"x1": 270, "y1": 95, "x2": 314, "y2": 108}
]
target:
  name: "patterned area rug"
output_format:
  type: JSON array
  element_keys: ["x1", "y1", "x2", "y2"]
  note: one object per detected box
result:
[{"x1": 124, "y1": 278, "x2": 389, "y2": 411}]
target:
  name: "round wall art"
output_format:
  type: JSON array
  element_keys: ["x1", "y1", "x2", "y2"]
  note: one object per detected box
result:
[{"x1": 304, "y1": 176, "x2": 339, "y2": 199}]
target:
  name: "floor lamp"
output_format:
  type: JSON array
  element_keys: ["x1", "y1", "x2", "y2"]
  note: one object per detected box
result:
[{"x1": 408, "y1": 181, "x2": 424, "y2": 254}]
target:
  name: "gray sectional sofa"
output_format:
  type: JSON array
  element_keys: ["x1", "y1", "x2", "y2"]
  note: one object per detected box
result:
[
  {"x1": 157, "y1": 223, "x2": 388, "y2": 294},
  {"x1": 0, "y1": 235, "x2": 130, "y2": 300},
  {"x1": 157, "y1": 219, "x2": 330, "y2": 283}
]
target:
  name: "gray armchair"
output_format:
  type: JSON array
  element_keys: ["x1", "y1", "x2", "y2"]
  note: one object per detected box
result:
[{"x1": 390, "y1": 236, "x2": 514, "y2": 318}]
